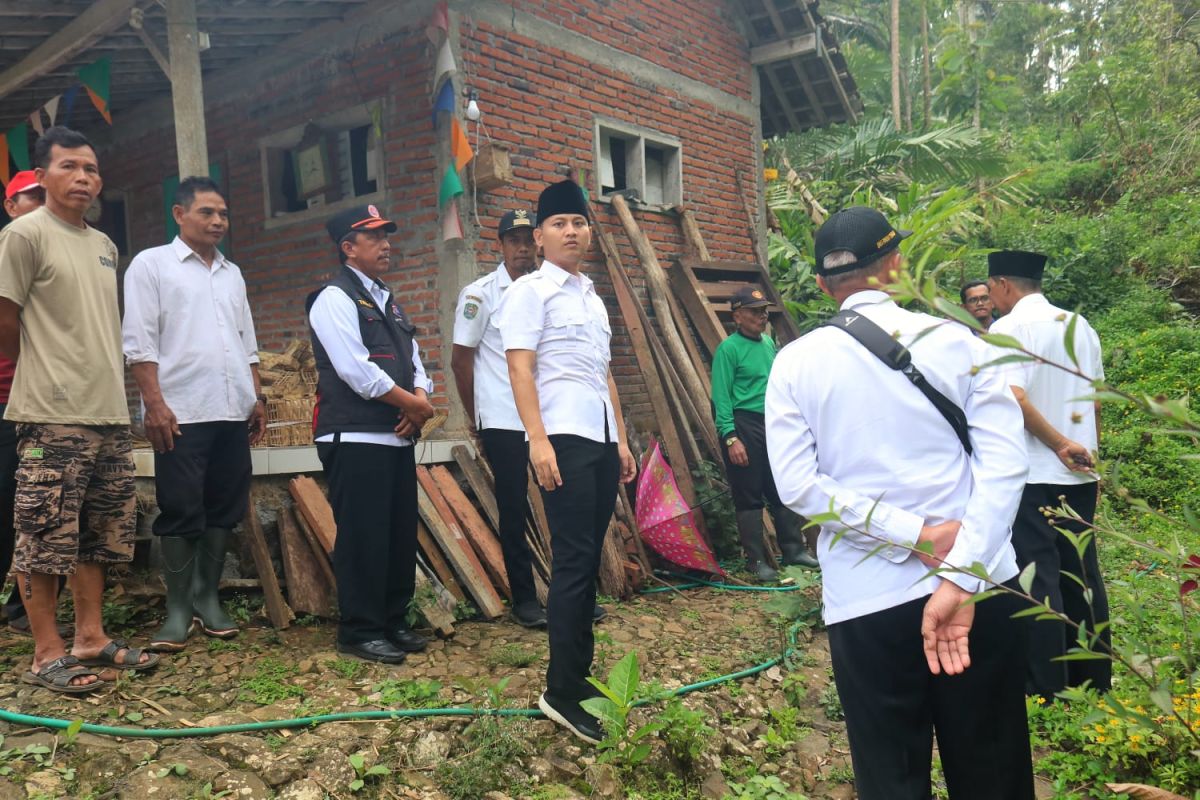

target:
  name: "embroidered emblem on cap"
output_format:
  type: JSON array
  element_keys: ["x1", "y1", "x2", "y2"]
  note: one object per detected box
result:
[
  {"x1": 368, "y1": 204, "x2": 380, "y2": 218},
  {"x1": 875, "y1": 230, "x2": 897, "y2": 248},
  {"x1": 751, "y1": 290, "x2": 764, "y2": 300}
]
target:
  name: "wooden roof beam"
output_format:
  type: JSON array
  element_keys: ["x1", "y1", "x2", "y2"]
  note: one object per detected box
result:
[
  {"x1": 750, "y1": 32, "x2": 817, "y2": 66},
  {"x1": 0, "y1": 0, "x2": 143, "y2": 98}
]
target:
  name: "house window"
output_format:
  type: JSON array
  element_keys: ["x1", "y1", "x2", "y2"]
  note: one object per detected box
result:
[
  {"x1": 595, "y1": 120, "x2": 682, "y2": 207},
  {"x1": 260, "y1": 104, "x2": 383, "y2": 223}
]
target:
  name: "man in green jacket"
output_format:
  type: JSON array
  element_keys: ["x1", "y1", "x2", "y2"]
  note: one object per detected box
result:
[{"x1": 712, "y1": 286, "x2": 818, "y2": 580}]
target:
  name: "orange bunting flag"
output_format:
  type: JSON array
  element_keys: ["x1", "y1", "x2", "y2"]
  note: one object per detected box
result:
[
  {"x1": 442, "y1": 198, "x2": 464, "y2": 241},
  {"x1": 450, "y1": 117, "x2": 473, "y2": 172},
  {"x1": 84, "y1": 87, "x2": 112, "y2": 125}
]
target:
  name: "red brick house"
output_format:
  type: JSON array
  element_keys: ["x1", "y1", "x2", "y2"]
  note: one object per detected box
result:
[{"x1": 0, "y1": 0, "x2": 858, "y2": 471}]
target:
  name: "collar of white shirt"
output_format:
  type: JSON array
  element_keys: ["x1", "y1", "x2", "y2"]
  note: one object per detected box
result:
[
  {"x1": 343, "y1": 264, "x2": 389, "y2": 306},
  {"x1": 841, "y1": 288, "x2": 891, "y2": 310},
  {"x1": 495, "y1": 262, "x2": 513, "y2": 290},
  {"x1": 1008, "y1": 292, "x2": 1051, "y2": 317},
  {"x1": 540, "y1": 259, "x2": 592, "y2": 291},
  {"x1": 171, "y1": 236, "x2": 229, "y2": 270}
]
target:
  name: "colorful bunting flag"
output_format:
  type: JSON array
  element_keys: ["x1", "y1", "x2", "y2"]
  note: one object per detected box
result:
[
  {"x1": 61, "y1": 86, "x2": 80, "y2": 127},
  {"x1": 0, "y1": 137, "x2": 9, "y2": 187},
  {"x1": 431, "y1": 80, "x2": 455, "y2": 128},
  {"x1": 77, "y1": 57, "x2": 112, "y2": 124},
  {"x1": 450, "y1": 117, "x2": 473, "y2": 172},
  {"x1": 433, "y1": 40, "x2": 457, "y2": 92},
  {"x1": 6, "y1": 125, "x2": 30, "y2": 172},
  {"x1": 44, "y1": 95, "x2": 60, "y2": 126},
  {"x1": 442, "y1": 198, "x2": 464, "y2": 241},
  {"x1": 29, "y1": 110, "x2": 44, "y2": 136},
  {"x1": 438, "y1": 162, "x2": 463, "y2": 206},
  {"x1": 425, "y1": 0, "x2": 448, "y2": 45}
]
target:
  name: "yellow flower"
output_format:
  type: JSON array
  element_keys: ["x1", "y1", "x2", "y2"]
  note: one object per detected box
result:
[
  {"x1": 1037, "y1": 697, "x2": 1046, "y2": 705},
  {"x1": 1129, "y1": 734, "x2": 1142, "y2": 743},
  {"x1": 1096, "y1": 735, "x2": 1107, "y2": 743}
]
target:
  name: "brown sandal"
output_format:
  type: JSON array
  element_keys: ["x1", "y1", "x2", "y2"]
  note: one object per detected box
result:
[
  {"x1": 76, "y1": 639, "x2": 160, "y2": 671},
  {"x1": 21, "y1": 655, "x2": 103, "y2": 694}
]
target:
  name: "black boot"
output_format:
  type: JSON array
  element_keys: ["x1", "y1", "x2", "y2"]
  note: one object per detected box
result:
[
  {"x1": 150, "y1": 535, "x2": 198, "y2": 651},
  {"x1": 192, "y1": 527, "x2": 238, "y2": 638},
  {"x1": 737, "y1": 510, "x2": 778, "y2": 582},
  {"x1": 775, "y1": 508, "x2": 820, "y2": 569}
]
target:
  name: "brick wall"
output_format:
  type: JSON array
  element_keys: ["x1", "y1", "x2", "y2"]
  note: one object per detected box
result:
[{"x1": 100, "y1": 0, "x2": 760, "y2": 433}]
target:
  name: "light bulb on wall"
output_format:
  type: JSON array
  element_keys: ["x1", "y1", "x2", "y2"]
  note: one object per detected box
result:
[{"x1": 466, "y1": 98, "x2": 481, "y2": 121}]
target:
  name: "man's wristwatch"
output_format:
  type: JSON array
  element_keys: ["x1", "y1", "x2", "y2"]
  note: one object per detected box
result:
[
  {"x1": 725, "y1": 435, "x2": 739, "y2": 447},
  {"x1": 256, "y1": 394, "x2": 268, "y2": 405}
]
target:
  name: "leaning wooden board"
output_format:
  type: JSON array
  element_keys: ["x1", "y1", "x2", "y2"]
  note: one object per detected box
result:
[
  {"x1": 242, "y1": 492, "x2": 294, "y2": 629},
  {"x1": 429, "y1": 465, "x2": 511, "y2": 600},
  {"x1": 415, "y1": 470, "x2": 505, "y2": 619},
  {"x1": 416, "y1": 520, "x2": 467, "y2": 603},
  {"x1": 413, "y1": 568, "x2": 456, "y2": 638},
  {"x1": 289, "y1": 476, "x2": 336, "y2": 554},
  {"x1": 277, "y1": 505, "x2": 334, "y2": 617}
]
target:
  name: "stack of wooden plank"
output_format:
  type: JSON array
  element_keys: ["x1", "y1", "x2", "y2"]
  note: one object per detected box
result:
[{"x1": 257, "y1": 340, "x2": 318, "y2": 448}]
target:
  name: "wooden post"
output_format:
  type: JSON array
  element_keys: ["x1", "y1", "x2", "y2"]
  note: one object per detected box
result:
[
  {"x1": 242, "y1": 493, "x2": 293, "y2": 629},
  {"x1": 166, "y1": 0, "x2": 209, "y2": 178},
  {"x1": 675, "y1": 206, "x2": 712, "y2": 261},
  {"x1": 609, "y1": 194, "x2": 716, "y2": 443}
]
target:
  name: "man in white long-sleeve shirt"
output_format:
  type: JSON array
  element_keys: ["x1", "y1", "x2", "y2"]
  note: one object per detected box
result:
[
  {"x1": 307, "y1": 204, "x2": 435, "y2": 664},
  {"x1": 123, "y1": 176, "x2": 265, "y2": 651},
  {"x1": 765, "y1": 206, "x2": 1033, "y2": 800}
]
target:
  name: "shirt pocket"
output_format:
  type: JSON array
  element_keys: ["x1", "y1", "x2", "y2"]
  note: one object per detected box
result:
[{"x1": 543, "y1": 310, "x2": 588, "y2": 354}]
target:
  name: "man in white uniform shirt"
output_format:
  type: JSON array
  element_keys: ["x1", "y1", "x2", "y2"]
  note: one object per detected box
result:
[
  {"x1": 124, "y1": 176, "x2": 265, "y2": 651},
  {"x1": 451, "y1": 209, "x2": 545, "y2": 627},
  {"x1": 766, "y1": 206, "x2": 1033, "y2": 799},
  {"x1": 307, "y1": 205, "x2": 435, "y2": 664},
  {"x1": 497, "y1": 180, "x2": 636, "y2": 744},
  {"x1": 988, "y1": 249, "x2": 1110, "y2": 698}
]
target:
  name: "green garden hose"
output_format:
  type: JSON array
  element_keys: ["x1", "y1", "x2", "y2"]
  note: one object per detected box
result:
[{"x1": 0, "y1": 580, "x2": 814, "y2": 739}]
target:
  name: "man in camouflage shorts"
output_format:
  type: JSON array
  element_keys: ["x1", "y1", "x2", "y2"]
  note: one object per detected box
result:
[{"x1": 0, "y1": 127, "x2": 157, "y2": 693}]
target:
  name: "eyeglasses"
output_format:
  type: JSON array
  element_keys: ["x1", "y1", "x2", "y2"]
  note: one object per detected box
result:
[{"x1": 964, "y1": 297, "x2": 991, "y2": 306}]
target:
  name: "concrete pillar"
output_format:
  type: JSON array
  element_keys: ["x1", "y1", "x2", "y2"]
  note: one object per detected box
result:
[{"x1": 166, "y1": 0, "x2": 209, "y2": 178}]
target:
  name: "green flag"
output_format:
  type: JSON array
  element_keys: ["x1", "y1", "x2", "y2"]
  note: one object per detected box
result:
[
  {"x1": 439, "y1": 163, "x2": 463, "y2": 206},
  {"x1": 6, "y1": 125, "x2": 30, "y2": 171},
  {"x1": 77, "y1": 57, "x2": 111, "y2": 108}
]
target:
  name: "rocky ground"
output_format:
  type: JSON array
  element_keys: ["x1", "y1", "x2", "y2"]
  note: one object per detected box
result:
[
  {"x1": 0, "y1": 578, "x2": 867, "y2": 800},
  {"x1": 0, "y1": 580, "x2": 1059, "y2": 800}
]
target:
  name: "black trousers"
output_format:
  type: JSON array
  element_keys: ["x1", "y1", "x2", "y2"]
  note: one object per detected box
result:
[
  {"x1": 478, "y1": 428, "x2": 537, "y2": 608},
  {"x1": 317, "y1": 441, "x2": 418, "y2": 645},
  {"x1": 828, "y1": 587, "x2": 1033, "y2": 800},
  {"x1": 721, "y1": 410, "x2": 783, "y2": 512},
  {"x1": 1012, "y1": 481, "x2": 1111, "y2": 697},
  {"x1": 153, "y1": 421, "x2": 252, "y2": 538},
  {"x1": 541, "y1": 434, "x2": 619, "y2": 703}
]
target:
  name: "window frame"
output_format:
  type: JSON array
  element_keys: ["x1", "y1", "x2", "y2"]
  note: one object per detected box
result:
[
  {"x1": 593, "y1": 117, "x2": 682, "y2": 210},
  {"x1": 258, "y1": 101, "x2": 386, "y2": 230}
]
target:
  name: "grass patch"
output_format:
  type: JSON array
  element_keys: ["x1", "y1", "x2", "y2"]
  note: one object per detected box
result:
[
  {"x1": 485, "y1": 643, "x2": 540, "y2": 669},
  {"x1": 238, "y1": 658, "x2": 304, "y2": 705}
]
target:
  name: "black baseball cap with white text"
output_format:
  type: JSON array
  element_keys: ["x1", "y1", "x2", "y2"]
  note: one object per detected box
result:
[{"x1": 813, "y1": 206, "x2": 911, "y2": 276}]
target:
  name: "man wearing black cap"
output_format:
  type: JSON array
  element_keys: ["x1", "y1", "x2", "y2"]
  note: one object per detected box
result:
[
  {"x1": 450, "y1": 208, "x2": 544, "y2": 627},
  {"x1": 988, "y1": 250, "x2": 1110, "y2": 698},
  {"x1": 766, "y1": 207, "x2": 1033, "y2": 799},
  {"x1": 712, "y1": 285, "x2": 817, "y2": 580},
  {"x1": 496, "y1": 180, "x2": 637, "y2": 743},
  {"x1": 307, "y1": 204, "x2": 436, "y2": 664}
]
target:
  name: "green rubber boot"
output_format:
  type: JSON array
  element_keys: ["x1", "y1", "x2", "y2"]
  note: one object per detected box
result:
[
  {"x1": 192, "y1": 527, "x2": 238, "y2": 638},
  {"x1": 150, "y1": 535, "x2": 198, "y2": 651}
]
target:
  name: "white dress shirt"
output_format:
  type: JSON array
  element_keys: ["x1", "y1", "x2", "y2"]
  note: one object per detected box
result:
[
  {"x1": 495, "y1": 260, "x2": 616, "y2": 443},
  {"x1": 766, "y1": 290, "x2": 1026, "y2": 625},
  {"x1": 308, "y1": 265, "x2": 433, "y2": 448},
  {"x1": 122, "y1": 237, "x2": 260, "y2": 424},
  {"x1": 451, "y1": 262, "x2": 524, "y2": 432},
  {"x1": 989, "y1": 293, "x2": 1103, "y2": 486}
]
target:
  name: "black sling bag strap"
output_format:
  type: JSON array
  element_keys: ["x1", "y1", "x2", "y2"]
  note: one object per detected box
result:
[{"x1": 823, "y1": 309, "x2": 974, "y2": 456}]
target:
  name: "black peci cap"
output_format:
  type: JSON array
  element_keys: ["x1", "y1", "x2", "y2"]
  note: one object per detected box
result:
[
  {"x1": 730, "y1": 285, "x2": 773, "y2": 311},
  {"x1": 987, "y1": 250, "x2": 1047, "y2": 281},
  {"x1": 536, "y1": 180, "x2": 589, "y2": 226},
  {"x1": 326, "y1": 203, "x2": 396, "y2": 245},
  {"x1": 497, "y1": 208, "x2": 535, "y2": 238},
  {"x1": 813, "y1": 206, "x2": 911, "y2": 276}
]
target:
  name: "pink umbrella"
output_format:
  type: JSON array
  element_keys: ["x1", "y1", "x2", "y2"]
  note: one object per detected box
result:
[{"x1": 635, "y1": 440, "x2": 726, "y2": 576}]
